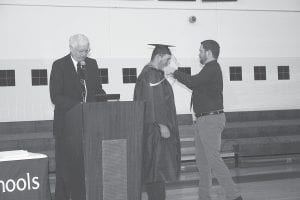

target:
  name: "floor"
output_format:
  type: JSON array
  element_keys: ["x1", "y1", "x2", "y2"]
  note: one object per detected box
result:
[
  {"x1": 141, "y1": 164, "x2": 300, "y2": 200},
  {"x1": 162, "y1": 178, "x2": 300, "y2": 200}
]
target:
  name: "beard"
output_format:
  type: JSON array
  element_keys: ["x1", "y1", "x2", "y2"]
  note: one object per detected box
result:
[{"x1": 199, "y1": 56, "x2": 206, "y2": 65}]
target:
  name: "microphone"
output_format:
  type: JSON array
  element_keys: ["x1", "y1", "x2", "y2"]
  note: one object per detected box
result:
[
  {"x1": 80, "y1": 60, "x2": 86, "y2": 65},
  {"x1": 80, "y1": 60, "x2": 86, "y2": 67},
  {"x1": 79, "y1": 60, "x2": 87, "y2": 102},
  {"x1": 80, "y1": 60, "x2": 87, "y2": 79}
]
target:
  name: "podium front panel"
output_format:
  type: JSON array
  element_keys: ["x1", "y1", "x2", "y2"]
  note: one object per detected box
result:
[
  {"x1": 102, "y1": 139, "x2": 127, "y2": 200},
  {"x1": 65, "y1": 101, "x2": 144, "y2": 200}
]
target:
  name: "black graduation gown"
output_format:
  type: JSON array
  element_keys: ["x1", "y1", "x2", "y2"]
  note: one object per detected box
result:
[{"x1": 134, "y1": 65, "x2": 181, "y2": 183}]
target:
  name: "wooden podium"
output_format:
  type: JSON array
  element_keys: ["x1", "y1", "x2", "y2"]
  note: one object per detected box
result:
[{"x1": 64, "y1": 101, "x2": 144, "y2": 200}]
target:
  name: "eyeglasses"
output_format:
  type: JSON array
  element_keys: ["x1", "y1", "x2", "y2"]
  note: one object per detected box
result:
[{"x1": 76, "y1": 49, "x2": 90, "y2": 54}]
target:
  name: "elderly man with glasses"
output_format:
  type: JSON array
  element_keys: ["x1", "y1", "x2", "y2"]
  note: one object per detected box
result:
[{"x1": 49, "y1": 34, "x2": 105, "y2": 200}]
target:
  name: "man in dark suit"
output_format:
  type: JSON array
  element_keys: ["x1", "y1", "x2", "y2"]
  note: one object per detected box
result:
[{"x1": 49, "y1": 34, "x2": 104, "y2": 200}]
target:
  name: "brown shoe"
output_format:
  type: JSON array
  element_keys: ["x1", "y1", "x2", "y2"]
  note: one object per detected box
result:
[{"x1": 233, "y1": 196, "x2": 243, "y2": 200}]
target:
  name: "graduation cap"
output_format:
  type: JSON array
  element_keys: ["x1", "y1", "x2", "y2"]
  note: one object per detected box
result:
[{"x1": 148, "y1": 44, "x2": 175, "y2": 60}]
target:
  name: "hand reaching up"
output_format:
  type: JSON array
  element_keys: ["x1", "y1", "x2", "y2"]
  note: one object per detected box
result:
[{"x1": 164, "y1": 55, "x2": 181, "y2": 76}]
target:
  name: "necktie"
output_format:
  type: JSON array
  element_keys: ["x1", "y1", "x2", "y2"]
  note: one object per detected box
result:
[
  {"x1": 77, "y1": 62, "x2": 86, "y2": 102},
  {"x1": 77, "y1": 62, "x2": 84, "y2": 79}
]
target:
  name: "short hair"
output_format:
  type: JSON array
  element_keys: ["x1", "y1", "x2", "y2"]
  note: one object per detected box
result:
[
  {"x1": 69, "y1": 34, "x2": 89, "y2": 48},
  {"x1": 150, "y1": 45, "x2": 172, "y2": 61},
  {"x1": 201, "y1": 40, "x2": 220, "y2": 59}
]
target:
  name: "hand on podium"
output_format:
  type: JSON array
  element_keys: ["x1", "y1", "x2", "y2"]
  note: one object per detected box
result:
[{"x1": 97, "y1": 86, "x2": 106, "y2": 95}]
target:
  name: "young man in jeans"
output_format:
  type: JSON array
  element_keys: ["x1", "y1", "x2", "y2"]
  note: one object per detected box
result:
[{"x1": 165, "y1": 40, "x2": 243, "y2": 200}]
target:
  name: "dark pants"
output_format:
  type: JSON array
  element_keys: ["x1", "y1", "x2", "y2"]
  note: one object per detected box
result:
[
  {"x1": 145, "y1": 182, "x2": 166, "y2": 200},
  {"x1": 55, "y1": 137, "x2": 70, "y2": 200}
]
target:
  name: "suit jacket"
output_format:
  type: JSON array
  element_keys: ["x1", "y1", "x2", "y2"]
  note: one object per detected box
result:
[{"x1": 50, "y1": 54, "x2": 103, "y2": 136}]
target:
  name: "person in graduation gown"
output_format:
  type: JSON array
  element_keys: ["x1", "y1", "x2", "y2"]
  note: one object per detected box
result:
[{"x1": 133, "y1": 44, "x2": 181, "y2": 200}]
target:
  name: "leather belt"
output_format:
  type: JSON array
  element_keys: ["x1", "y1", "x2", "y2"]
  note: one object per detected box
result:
[{"x1": 196, "y1": 110, "x2": 224, "y2": 118}]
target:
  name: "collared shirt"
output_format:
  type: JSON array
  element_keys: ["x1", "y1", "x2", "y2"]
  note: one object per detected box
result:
[
  {"x1": 173, "y1": 60, "x2": 223, "y2": 114},
  {"x1": 71, "y1": 55, "x2": 79, "y2": 72}
]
